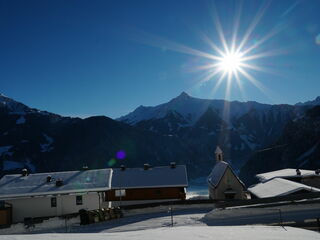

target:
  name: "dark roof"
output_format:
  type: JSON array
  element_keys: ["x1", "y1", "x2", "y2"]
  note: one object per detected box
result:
[{"x1": 111, "y1": 165, "x2": 188, "y2": 189}]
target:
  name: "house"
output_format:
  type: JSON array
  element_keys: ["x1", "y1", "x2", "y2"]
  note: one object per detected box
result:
[
  {"x1": 0, "y1": 168, "x2": 112, "y2": 223},
  {"x1": 105, "y1": 163, "x2": 188, "y2": 206},
  {"x1": 256, "y1": 168, "x2": 320, "y2": 188},
  {"x1": 207, "y1": 147, "x2": 246, "y2": 200},
  {"x1": 0, "y1": 163, "x2": 188, "y2": 223},
  {"x1": 248, "y1": 177, "x2": 320, "y2": 198}
]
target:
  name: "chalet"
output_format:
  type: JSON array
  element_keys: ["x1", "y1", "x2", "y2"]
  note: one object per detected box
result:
[
  {"x1": 248, "y1": 178, "x2": 320, "y2": 198},
  {"x1": 256, "y1": 168, "x2": 320, "y2": 188},
  {"x1": 106, "y1": 163, "x2": 188, "y2": 206},
  {"x1": 0, "y1": 168, "x2": 112, "y2": 223},
  {"x1": 0, "y1": 164, "x2": 188, "y2": 223},
  {"x1": 207, "y1": 147, "x2": 246, "y2": 200}
]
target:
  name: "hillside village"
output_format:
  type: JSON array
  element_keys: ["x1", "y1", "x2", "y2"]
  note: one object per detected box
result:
[{"x1": 0, "y1": 145, "x2": 319, "y2": 237}]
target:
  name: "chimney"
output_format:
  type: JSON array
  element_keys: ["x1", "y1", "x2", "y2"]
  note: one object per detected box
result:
[
  {"x1": 56, "y1": 179, "x2": 63, "y2": 187},
  {"x1": 120, "y1": 165, "x2": 126, "y2": 171},
  {"x1": 215, "y1": 146, "x2": 223, "y2": 162},
  {"x1": 46, "y1": 175, "x2": 52, "y2": 183},
  {"x1": 170, "y1": 162, "x2": 176, "y2": 169},
  {"x1": 81, "y1": 165, "x2": 89, "y2": 171},
  {"x1": 144, "y1": 163, "x2": 150, "y2": 170},
  {"x1": 21, "y1": 168, "x2": 28, "y2": 177},
  {"x1": 315, "y1": 169, "x2": 320, "y2": 175},
  {"x1": 296, "y1": 169, "x2": 301, "y2": 176}
]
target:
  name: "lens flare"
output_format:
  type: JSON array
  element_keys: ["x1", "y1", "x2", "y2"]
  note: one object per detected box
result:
[
  {"x1": 108, "y1": 158, "x2": 117, "y2": 167},
  {"x1": 116, "y1": 150, "x2": 126, "y2": 160}
]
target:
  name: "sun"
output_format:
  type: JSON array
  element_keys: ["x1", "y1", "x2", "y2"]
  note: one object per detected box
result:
[
  {"x1": 217, "y1": 51, "x2": 244, "y2": 75},
  {"x1": 137, "y1": 0, "x2": 282, "y2": 101}
]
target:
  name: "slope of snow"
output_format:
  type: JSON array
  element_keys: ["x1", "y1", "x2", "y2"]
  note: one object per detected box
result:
[
  {"x1": 240, "y1": 134, "x2": 259, "y2": 150},
  {"x1": 40, "y1": 133, "x2": 54, "y2": 152},
  {"x1": 248, "y1": 178, "x2": 320, "y2": 198},
  {"x1": 256, "y1": 168, "x2": 316, "y2": 182},
  {"x1": 0, "y1": 94, "x2": 28, "y2": 113},
  {"x1": 16, "y1": 115, "x2": 26, "y2": 124},
  {"x1": 203, "y1": 202, "x2": 320, "y2": 227},
  {"x1": 1, "y1": 226, "x2": 318, "y2": 240}
]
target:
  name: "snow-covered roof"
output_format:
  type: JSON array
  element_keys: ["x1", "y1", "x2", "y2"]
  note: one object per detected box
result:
[
  {"x1": 0, "y1": 168, "x2": 112, "y2": 199},
  {"x1": 256, "y1": 168, "x2": 317, "y2": 182},
  {"x1": 248, "y1": 178, "x2": 320, "y2": 198},
  {"x1": 207, "y1": 161, "x2": 245, "y2": 188},
  {"x1": 0, "y1": 165, "x2": 189, "y2": 199},
  {"x1": 111, "y1": 165, "x2": 188, "y2": 189}
]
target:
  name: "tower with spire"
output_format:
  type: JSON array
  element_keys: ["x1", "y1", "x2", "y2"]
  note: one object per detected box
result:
[
  {"x1": 215, "y1": 146, "x2": 223, "y2": 162},
  {"x1": 207, "y1": 145, "x2": 247, "y2": 200}
]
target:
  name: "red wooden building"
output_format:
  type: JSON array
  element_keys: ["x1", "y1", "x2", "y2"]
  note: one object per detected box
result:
[{"x1": 106, "y1": 163, "x2": 188, "y2": 206}]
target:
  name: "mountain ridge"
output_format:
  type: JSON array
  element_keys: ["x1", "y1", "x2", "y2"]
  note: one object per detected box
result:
[
  {"x1": 118, "y1": 92, "x2": 312, "y2": 125},
  {"x1": 117, "y1": 92, "x2": 317, "y2": 171},
  {"x1": 1, "y1": 93, "x2": 319, "y2": 182}
]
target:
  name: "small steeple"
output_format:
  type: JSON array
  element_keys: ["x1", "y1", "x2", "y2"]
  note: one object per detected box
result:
[{"x1": 215, "y1": 146, "x2": 223, "y2": 162}]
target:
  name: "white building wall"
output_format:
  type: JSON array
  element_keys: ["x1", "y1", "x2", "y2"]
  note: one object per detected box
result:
[
  {"x1": 110, "y1": 199, "x2": 182, "y2": 207},
  {"x1": 209, "y1": 168, "x2": 246, "y2": 200},
  {"x1": 6, "y1": 192, "x2": 101, "y2": 223}
]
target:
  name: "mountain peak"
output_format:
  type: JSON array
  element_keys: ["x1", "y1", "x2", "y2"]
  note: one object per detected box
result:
[
  {"x1": 0, "y1": 93, "x2": 30, "y2": 113},
  {"x1": 0, "y1": 93, "x2": 9, "y2": 99},
  {"x1": 177, "y1": 91, "x2": 190, "y2": 99}
]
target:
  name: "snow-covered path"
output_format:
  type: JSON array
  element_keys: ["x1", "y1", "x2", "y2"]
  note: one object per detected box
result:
[{"x1": 2, "y1": 226, "x2": 319, "y2": 240}]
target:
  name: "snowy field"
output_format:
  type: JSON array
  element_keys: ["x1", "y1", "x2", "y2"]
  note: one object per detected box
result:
[{"x1": 1, "y1": 226, "x2": 319, "y2": 240}]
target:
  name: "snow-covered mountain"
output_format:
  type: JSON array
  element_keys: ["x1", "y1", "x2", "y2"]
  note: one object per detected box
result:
[
  {"x1": 295, "y1": 96, "x2": 320, "y2": 106},
  {"x1": 0, "y1": 94, "x2": 32, "y2": 113},
  {"x1": 118, "y1": 92, "x2": 271, "y2": 125},
  {"x1": 0, "y1": 95, "x2": 197, "y2": 178},
  {"x1": 118, "y1": 92, "x2": 311, "y2": 170},
  {"x1": 1, "y1": 93, "x2": 319, "y2": 182}
]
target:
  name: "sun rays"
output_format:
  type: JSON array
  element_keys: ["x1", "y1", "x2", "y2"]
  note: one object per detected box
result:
[
  {"x1": 132, "y1": 1, "x2": 285, "y2": 104},
  {"x1": 192, "y1": 0, "x2": 286, "y2": 102}
]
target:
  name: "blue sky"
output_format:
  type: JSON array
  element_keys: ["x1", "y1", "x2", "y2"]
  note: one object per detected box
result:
[{"x1": 0, "y1": 0, "x2": 319, "y2": 118}]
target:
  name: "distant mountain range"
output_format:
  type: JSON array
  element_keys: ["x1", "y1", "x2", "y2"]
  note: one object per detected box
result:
[
  {"x1": 119, "y1": 92, "x2": 314, "y2": 168},
  {"x1": 1, "y1": 93, "x2": 319, "y2": 183},
  {"x1": 0, "y1": 94, "x2": 194, "y2": 177}
]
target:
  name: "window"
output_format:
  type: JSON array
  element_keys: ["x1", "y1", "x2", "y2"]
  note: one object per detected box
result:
[
  {"x1": 115, "y1": 189, "x2": 126, "y2": 197},
  {"x1": 76, "y1": 195, "x2": 83, "y2": 205},
  {"x1": 51, "y1": 197, "x2": 57, "y2": 207}
]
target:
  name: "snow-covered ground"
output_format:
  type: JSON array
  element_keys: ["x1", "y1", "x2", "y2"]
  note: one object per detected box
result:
[
  {"x1": 1, "y1": 226, "x2": 319, "y2": 240},
  {"x1": 0, "y1": 207, "x2": 210, "y2": 234},
  {"x1": 203, "y1": 203, "x2": 320, "y2": 226},
  {"x1": 1, "y1": 204, "x2": 319, "y2": 239}
]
